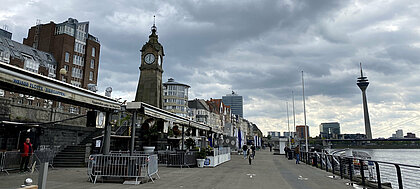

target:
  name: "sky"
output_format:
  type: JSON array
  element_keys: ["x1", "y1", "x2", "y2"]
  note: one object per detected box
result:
[{"x1": 2, "y1": 0, "x2": 420, "y2": 138}]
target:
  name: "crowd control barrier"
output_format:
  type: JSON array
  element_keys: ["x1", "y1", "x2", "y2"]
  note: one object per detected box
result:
[
  {"x1": 0, "y1": 150, "x2": 56, "y2": 175},
  {"x1": 87, "y1": 154, "x2": 159, "y2": 184},
  {"x1": 111, "y1": 150, "x2": 198, "y2": 168}
]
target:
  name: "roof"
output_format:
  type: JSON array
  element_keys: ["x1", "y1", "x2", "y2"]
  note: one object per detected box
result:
[
  {"x1": 0, "y1": 35, "x2": 57, "y2": 67},
  {"x1": 188, "y1": 99, "x2": 209, "y2": 111},
  {"x1": 163, "y1": 78, "x2": 190, "y2": 87}
]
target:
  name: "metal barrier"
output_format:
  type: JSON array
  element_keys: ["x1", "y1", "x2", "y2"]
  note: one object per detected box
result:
[
  {"x1": 0, "y1": 150, "x2": 56, "y2": 175},
  {"x1": 111, "y1": 150, "x2": 198, "y2": 168},
  {"x1": 300, "y1": 151, "x2": 420, "y2": 189},
  {"x1": 34, "y1": 149, "x2": 55, "y2": 169},
  {"x1": 87, "y1": 154, "x2": 159, "y2": 184}
]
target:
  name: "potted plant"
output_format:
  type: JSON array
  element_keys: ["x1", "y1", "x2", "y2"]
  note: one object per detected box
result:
[
  {"x1": 196, "y1": 148, "x2": 207, "y2": 168},
  {"x1": 141, "y1": 118, "x2": 159, "y2": 153},
  {"x1": 185, "y1": 138, "x2": 196, "y2": 150}
]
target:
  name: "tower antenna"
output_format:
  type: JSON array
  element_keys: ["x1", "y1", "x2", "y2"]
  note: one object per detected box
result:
[{"x1": 360, "y1": 62, "x2": 363, "y2": 77}]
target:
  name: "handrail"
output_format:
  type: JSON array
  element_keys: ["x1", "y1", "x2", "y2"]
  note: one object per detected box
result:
[{"x1": 302, "y1": 151, "x2": 420, "y2": 189}]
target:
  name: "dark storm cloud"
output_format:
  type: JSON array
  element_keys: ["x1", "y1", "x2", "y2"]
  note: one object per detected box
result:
[{"x1": 3, "y1": 0, "x2": 420, "y2": 137}]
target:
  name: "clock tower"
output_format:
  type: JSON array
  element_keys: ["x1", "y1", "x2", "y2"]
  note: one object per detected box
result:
[{"x1": 134, "y1": 22, "x2": 164, "y2": 108}]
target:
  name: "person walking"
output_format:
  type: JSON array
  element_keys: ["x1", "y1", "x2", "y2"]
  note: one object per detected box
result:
[
  {"x1": 242, "y1": 144, "x2": 248, "y2": 159},
  {"x1": 295, "y1": 145, "x2": 300, "y2": 164},
  {"x1": 269, "y1": 143, "x2": 272, "y2": 152},
  {"x1": 20, "y1": 138, "x2": 33, "y2": 172},
  {"x1": 251, "y1": 144, "x2": 256, "y2": 158},
  {"x1": 247, "y1": 147, "x2": 253, "y2": 165}
]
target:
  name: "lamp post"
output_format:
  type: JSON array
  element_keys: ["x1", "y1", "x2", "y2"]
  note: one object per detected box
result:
[{"x1": 302, "y1": 71, "x2": 308, "y2": 152}]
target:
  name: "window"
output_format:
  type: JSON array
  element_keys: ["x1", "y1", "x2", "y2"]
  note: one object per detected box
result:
[
  {"x1": 89, "y1": 72, "x2": 93, "y2": 81},
  {"x1": 71, "y1": 80, "x2": 82, "y2": 87},
  {"x1": 65, "y1": 52, "x2": 70, "y2": 62},
  {"x1": 71, "y1": 67, "x2": 83, "y2": 79},
  {"x1": 64, "y1": 65, "x2": 69, "y2": 71},
  {"x1": 90, "y1": 59, "x2": 94, "y2": 69},
  {"x1": 74, "y1": 42, "x2": 85, "y2": 54},
  {"x1": 92, "y1": 47, "x2": 95, "y2": 57},
  {"x1": 72, "y1": 55, "x2": 84, "y2": 66}
]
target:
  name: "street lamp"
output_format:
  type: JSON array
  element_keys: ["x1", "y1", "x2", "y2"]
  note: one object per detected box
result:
[{"x1": 59, "y1": 68, "x2": 67, "y2": 75}]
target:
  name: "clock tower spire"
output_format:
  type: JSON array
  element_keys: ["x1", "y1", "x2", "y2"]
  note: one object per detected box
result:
[{"x1": 134, "y1": 17, "x2": 165, "y2": 108}]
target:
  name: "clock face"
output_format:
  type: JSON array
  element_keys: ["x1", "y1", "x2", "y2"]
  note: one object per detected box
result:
[
  {"x1": 144, "y1": 53, "x2": 155, "y2": 64},
  {"x1": 158, "y1": 55, "x2": 162, "y2": 66}
]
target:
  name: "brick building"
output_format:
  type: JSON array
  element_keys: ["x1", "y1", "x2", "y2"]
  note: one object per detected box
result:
[
  {"x1": 23, "y1": 18, "x2": 100, "y2": 89},
  {"x1": 22, "y1": 18, "x2": 101, "y2": 113}
]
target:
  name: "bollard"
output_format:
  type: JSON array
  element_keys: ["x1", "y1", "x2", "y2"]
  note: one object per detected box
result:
[
  {"x1": 38, "y1": 162, "x2": 48, "y2": 189},
  {"x1": 360, "y1": 160, "x2": 365, "y2": 186},
  {"x1": 348, "y1": 158, "x2": 353, "y2": 183}
]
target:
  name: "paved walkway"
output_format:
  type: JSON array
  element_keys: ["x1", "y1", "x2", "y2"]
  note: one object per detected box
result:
[{"x1": 0, "y1": 150, "x2": 359, "y2": 189}]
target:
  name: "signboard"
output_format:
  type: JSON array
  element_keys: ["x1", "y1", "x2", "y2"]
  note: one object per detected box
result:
[
  {"x1": 96, "y1": 112, "x2": 105, "y2": 128},
  {"x1": 0, "y1": 63, "x2": 120, "y2": 110},
  {"x1": 95, "y1": 140, "x2": 101, "y2": 147}
]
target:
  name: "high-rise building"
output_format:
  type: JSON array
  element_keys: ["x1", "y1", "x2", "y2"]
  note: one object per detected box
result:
[
  {"x1": 163, "y1": 78, "x2": 190, "y2": 117},
  {"x1": 296, "y1": 125, "x2": 309, "y2": 139},
  {"x1": 396, "y1": 129, "x2": 403, "y2": 139},
  {"x1": 23, "y1": 18, "x2": 100, "y2": 89},
  {"x1": 222, "y1": 91, "x2": 243, "y2": 118},
  {"x1": 319, "y1": 122, "x2": 340, "y2": 139}
]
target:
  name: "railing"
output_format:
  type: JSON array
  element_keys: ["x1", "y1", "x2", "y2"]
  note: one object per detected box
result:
[
  {"x1": 300, "y1": 151, "x2": 420, "y2": 189},
  {"x1": 0, "y1": 150, "x2": 56, "y2": 175},
  {"x1": 110, "y1": 150, "x2": 198, "y2": 168},
  {"x1": 87, "y1": 154, "x2": 159, "y2": 184}
]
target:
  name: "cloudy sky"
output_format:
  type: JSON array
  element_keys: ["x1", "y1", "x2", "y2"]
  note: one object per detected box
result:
[{"x1": 2, "y1": 0, "x2": 420, "y2": 138}]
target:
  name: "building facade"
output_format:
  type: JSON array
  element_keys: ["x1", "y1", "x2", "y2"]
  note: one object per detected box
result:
[
  {"x1": 23, "y1": 18, "x2": 100, "y2": 89},
  {"x1": 222, "y1": 91, "x2": 243, "y2": 118},
  {"x1": 0, "y1": 29, "x2": 57, "y2": 108},
  {"x1": 163, "y1": 78, "x2": 190, "y2": 117},
  {"x1": 319, "y1": 122, "x2": 340, "y2": 139},
  {"x1": 296, "y1": 125, "x2": 309, "y2": 139},
  {"x1": 283, "y1": 131, "x2": 296, "y2": 138},
  {"x1": 268, "y1": 131, "x2": 281, "y2": 137},
  {"x1": 188, "y1": 99, "x2": 210, "y2": 125}
]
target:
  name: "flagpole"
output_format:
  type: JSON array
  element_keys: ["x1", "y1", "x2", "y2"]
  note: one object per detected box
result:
[
  {"x1": 302, "y1": 71, "x2": 308, "y2": 152},
  {"x1": 286, "y1": 101, "x2": 291, "y2": 148},
  {"x1": 292, "y1": 91, "x2": 296, "y2": 141}
]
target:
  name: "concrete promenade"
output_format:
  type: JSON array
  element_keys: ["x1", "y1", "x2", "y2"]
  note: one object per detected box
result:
[{"x1": 0, "y1": 150, "x2": 358, "y2": 189}]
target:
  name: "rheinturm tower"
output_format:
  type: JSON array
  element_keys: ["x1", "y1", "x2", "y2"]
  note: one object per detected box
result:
[
  {"x1": 357, "y1": 63, "x2": 372, "y2": 139},
  {"x1": 135, "y1": 21, "x2": 164, "y2": 108}
]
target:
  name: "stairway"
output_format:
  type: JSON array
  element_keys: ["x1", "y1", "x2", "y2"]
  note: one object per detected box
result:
[{"x1": 53, "y1": 145, "x2": 86, "y2": 167}]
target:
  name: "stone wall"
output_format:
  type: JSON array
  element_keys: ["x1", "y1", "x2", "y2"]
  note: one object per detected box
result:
[{"x1": 0, "y1": 96, "x2": 86, "y2": 126}]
